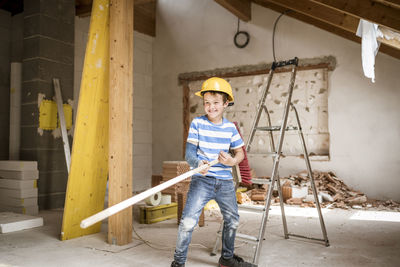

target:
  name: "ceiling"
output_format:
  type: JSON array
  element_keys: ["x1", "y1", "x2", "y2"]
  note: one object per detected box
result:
[
  {"x1": 0, "y1": 0, "x2": 399, "y2": 59},
  {"x1": 216, "y1": 0, "x2": 400, "y2": 59}
]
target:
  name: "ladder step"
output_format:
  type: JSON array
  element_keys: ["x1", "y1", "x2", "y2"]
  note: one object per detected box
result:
[
  {"x1": 216, "y1": 231, "x2": 259, "y2": 244},
  {"x1": 238, "y1": 204, "x2": 265, "y2": 213},
  {"x1": 256, "y1": 126, "x2": 298, "y2": 131},
  {"x1": 251, "y1": 178, "x2": 271, "y2": 185}
]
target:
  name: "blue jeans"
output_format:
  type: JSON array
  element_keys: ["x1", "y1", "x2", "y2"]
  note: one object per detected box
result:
[{"x1": 173, "y1": 174, "x2": 240, "y2": 264}]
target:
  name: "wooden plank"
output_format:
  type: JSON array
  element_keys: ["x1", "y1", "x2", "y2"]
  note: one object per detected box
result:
[
  {"x1": 254, "y1": 0, "x2": 400, "y2": 60},
  {"x1": 108, "y1": 0, "x2": 134, "y2": 246},
  {"x1": 262, "y1": 0, "x2": 359, "y2": 32},
  {"x1": 215, "y1": 0, "x2": 252, "y2": 21},
  {"x1": 309, "y1": 0, "x2": 400, "y2": 32},
  {"x1": 61, "y1": 0, "x2": 110, "y2": 241},
  {"x1": 53, "y1": 78, "x2": 71, "y2": 174}
]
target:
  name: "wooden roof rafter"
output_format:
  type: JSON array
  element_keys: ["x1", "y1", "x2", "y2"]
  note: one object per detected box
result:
[{"x1": 212, "y1": 0, "x2": 400, "y2": 60}]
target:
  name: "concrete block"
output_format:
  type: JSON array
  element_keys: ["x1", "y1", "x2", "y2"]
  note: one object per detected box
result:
[
  {"x1": 0, "y1": 205, "x2": 39, "y2": 216},
  {"x1": 24, "y1": 14, "x2": 74, "y2": 44},
  {"x1": 21, "y1": 80, "x2": 53, "y2": 104},
  {"x1": 22, "y1": 36, "x2": 40, "y2": 60},
  {"x1": 0, "y1": 161, "x2": 37, "y2": 171},
  {"x1": 0, "y1": 188, "x2": 38, "y2": 198},
  {"x1": 0, "y1": 212, "x2": 43, "y2": 233},
  {"x1": 133, "y1": 143, "x2": 152, "y2": 156},
  {"x1": 37, "y1": 170, "x2": 68, "y2": 194},
  {"x1": 0, "y1": 195, "x2": 37, "y2": 207},
  {"x1": 19, "y1": 149, "x2": 67, "y2": 172},
  {"x1": 0, "y1": 179, "x2": 37, "y2": 190},
  {"x1": 20, "y1": 126, "x2": 65, "y2": 150},
  {"x1": 39, "y1": 37, "x2": 74, "y2": 64},
  {"x1": 22, "y1": 59, "x2": 40, "y2": 82},
  {"x1": 22, "y1": 59, "x2": 74, "y2": 93},
  {"x1": 20, "y1": 103, "x2": 39, "y2": 126},
  {"x1": 38, "y1": 192, "x2": 65, "y2": 209},
  {"x1": 0, "y1": 170, "x2": 39, "y2": 180},
  {"x1": 0, "y1": 9, "x2": 11, "y2": 29},
  {"x1": 133, "y1": 131, "x2": 152, "y2": 144}
]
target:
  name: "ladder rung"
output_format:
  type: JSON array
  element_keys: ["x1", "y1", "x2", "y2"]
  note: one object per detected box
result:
[
  {"x1": 256, "y1": 126, "x2": 298, "y2": 131},
  {"x1": 238, "y1": 204, "x2": 265, "y2": 213},
  {"x1": 217, "y1": 231, "x2": 259, "y2": 244},
  {"x1": 251, "y1": 178, "x2": 271, "y2": 185}
]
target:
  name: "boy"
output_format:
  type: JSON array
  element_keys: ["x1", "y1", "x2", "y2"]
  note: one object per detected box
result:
[{"x1": 171, "y1": 77, "x2": 256, "y2": 267}]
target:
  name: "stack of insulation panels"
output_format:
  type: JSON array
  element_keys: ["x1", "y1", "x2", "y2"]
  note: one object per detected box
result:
[
  {"x1": 0, "y1": 161, "x2": 39, "y2": 215},
  {"x1": 161, "y1": 161, "x2": 191, "y2": 202}
]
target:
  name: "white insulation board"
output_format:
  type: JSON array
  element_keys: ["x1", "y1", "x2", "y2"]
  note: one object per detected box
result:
[
  {"x1": 0, "y1": 170, "x2": 39, "y2": 180},
  {"x1": 0, "y1": 179, "x2": 37, "y2": 190},
  {"x1": 0, "y1": 188, "x2": 38, "y2": 198},
  {"x1": 0, "y1": 212, "x2": 43, "y2": 233},
  {"x1": 0, "y1": 161, "x2": 37, "y2": 171}
]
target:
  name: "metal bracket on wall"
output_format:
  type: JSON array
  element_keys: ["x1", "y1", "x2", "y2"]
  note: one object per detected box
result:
[{"x1": 53, "y1": 78, "x2": 71, "y2": 173}]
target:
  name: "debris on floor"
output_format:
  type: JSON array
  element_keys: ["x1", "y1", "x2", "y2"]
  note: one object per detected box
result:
[{"x1": 239, "y1": 170, "x2": 400, "y2": 211}]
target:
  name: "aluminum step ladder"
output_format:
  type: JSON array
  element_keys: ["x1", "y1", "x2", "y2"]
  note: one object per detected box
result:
[{"x1": 211, "y1": 57, "x2": 329, "y2": 265}]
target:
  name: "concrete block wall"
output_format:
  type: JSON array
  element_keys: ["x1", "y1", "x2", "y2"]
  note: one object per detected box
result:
[
  {"x1": 21, "y1": 0, "x2": 75, "y2": 209},
  {"x1": 75, "y1": 17, "x2": 153, "y2": 192},
  {"x1": 0, "y1": 10, "x2": 11, "y2": 160}
]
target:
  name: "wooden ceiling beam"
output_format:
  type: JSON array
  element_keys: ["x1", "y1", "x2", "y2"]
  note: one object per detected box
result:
[
  {"x1": 309, "y1": 0, "x2": 400, "y2": 32},
  {"x1": 134, "y1": 0, "x2": 156, "y2": 37},
  {"x1": 253, "y1": 0, "x2": 400, "y2": 60},
  {"x1": 75, "y1": 0, "x2": 156, "y2": 37},
  {"x1": 214, "y1": 0, "x2": 252, "y2": 22}
]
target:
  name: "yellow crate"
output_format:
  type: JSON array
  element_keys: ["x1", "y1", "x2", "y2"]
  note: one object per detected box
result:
[{"x1": 139, "y1": 203, "x2": 178, "y2": 224}]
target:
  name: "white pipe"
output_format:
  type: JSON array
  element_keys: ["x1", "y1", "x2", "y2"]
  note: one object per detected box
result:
[
  {"x1": 80, "y1": 159, "x2": 219, "y2": 229},
  {"x1": 9, "y1": 62, "x2": 21, "y2": 160}
]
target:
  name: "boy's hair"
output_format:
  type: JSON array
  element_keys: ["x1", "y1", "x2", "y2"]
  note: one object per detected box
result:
[{"x1": 201, "y1": 91, "x2": 229, "y2": 103}]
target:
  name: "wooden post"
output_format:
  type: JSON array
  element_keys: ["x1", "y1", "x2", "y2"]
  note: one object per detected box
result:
[
  {"x1": 61, "y1": 0, "x2": 110, "y2": 241},
  {"x1": 108, "y1": 0, "x2": 134, "y2": 245}
]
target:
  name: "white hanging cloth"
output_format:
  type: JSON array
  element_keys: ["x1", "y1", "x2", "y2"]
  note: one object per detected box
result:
[{"x1": 356, "y1": 19, "x2": 382, "y2": 83}]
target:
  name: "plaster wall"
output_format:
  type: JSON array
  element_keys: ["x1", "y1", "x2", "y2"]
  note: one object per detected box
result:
[
  {"x1": 153, "y1": 0, "x2": 400, "y2": 201},
  {"x1": 74, "y1": 17, "x2": 153, "y2": 192}
]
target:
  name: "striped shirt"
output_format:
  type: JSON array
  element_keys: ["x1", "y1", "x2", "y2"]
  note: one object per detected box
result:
[{"x1": 187, "y1": 115, "x2": 244, "y2": 180}]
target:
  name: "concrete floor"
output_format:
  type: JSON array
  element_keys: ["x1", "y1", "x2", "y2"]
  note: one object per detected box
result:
[{"x1": 0, "y1": 206, "x2": 399, "y2": 267}]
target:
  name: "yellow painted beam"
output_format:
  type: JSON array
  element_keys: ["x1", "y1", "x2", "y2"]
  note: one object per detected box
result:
[
  {"x1": 108, "y1": 0, "x2": 134, "y2": 246},
  {"x1": 61, "y1": 0, "x2": 109, "y2": 240}
]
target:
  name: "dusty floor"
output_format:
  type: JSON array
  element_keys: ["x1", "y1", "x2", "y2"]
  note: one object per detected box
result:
[{"x1": 0, "y1": 205, "x2": 399, "y2": 267}]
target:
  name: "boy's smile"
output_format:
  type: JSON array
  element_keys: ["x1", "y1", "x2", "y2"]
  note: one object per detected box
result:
[{"x1": 203, "y1": 92, "x2": 228, "y2": 124}]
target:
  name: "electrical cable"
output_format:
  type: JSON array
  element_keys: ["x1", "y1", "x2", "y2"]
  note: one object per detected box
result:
[
  {"x1": 272, "y1": 10, "x2": 291, "y2": 62},
  {"x1": 234, "y1": 17, "x2": 250, "y2": 49}
]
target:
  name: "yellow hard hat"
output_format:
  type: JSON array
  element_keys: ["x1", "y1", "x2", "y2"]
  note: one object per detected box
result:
[{"x1": 195, "y1": 77, "x2": 234, "y2": 103}]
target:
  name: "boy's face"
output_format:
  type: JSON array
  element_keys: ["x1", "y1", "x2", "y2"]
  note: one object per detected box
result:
[{"x1": 203, "y1": 92, "x2": 228, "y2": 122}]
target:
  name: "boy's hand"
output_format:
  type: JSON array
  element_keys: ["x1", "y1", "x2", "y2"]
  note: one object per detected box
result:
[
  {"x1": 198, "y1": 160, "x2": 210, "y2": 175},
  {"x1": 218, "y1": 151, "x2": 236, "y2": 166}
]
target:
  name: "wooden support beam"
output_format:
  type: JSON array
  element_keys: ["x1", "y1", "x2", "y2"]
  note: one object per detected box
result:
[
  {"x1": 309, "y1": 0, "x2": 400, "y2": 32},
  {"x1": 61, "y1": 0, "x2": 110, "y2": 240},
  {"x1": 76, "y1": 0, "x2": 156, "y2": 37},
  {"x1": 254, "y1": 0, "x2": 400, "y2": 59},
  {"x1": 108, "y1": 0, "x2": 134, "y2": 246},
  {"x1": 134, "y1": 0, "x2": 156, "y2": 37},
  {"x1": 215, "y1": 0, "x2": 252, "y2": 21}
]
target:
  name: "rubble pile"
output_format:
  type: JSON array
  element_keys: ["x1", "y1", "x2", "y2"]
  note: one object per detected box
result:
[{"x1": 237, "y1": 170, "x2": 400, "y2": 211}]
